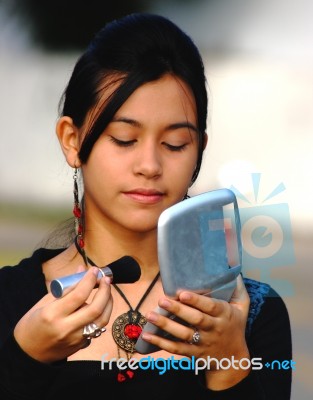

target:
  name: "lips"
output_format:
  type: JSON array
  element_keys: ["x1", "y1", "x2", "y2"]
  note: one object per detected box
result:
[{"x1": 123, "y1": 189, "x2": 164, "y2": 204}]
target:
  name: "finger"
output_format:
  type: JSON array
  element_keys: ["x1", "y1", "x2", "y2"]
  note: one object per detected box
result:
[
  {"x1": 85, "y1": 276, "x2": 113, "y2": 326},
  {"x1": 140, "y1": 329, "x2": 197, "y2": 357},
  {"x1": 145, "y1": 309, "x2": 195, "y2": 343},
  {"x1": 229, "y1": 276, "x2": 250, "y2": 319},
  {"x1": 230, "y1": 275, "x2": 250, "y2": 304},
  {"x1": 157, "y1": 298, "x2": 202, "y2": 326},
  {"x1": 28, "y1": 292, "x2": 58, "y2": 309},
  {"x1": 176, "y1": 292, "x2": 227, "y2": 318},
  {"x1": 69, "y1": 275, "x2": 113, "y2": 328},
  {"x1": 52, "y1": 267, "x2": 100, "y2": 315}
]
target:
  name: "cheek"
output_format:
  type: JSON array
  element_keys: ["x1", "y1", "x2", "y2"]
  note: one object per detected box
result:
[
  {"x1": 88, "y1": 143, "x2": 119, "y2": 174},
  {"x1": 184, "y1": 146, "x2": 199, "y2": 175},
  {"x1": 81, "y1": 152, "x2": 112, "y2": 190},
  {"x1": 169, "y1": 153, "x2": 198, "y2": 185}
]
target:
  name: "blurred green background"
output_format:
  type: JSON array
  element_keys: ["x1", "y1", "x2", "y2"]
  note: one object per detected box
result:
[{"x1": 0, "y1": 201, "x2": 70, "y2": 265}]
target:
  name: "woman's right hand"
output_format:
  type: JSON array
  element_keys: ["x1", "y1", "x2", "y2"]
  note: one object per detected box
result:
[{"x1": 13, "y1": 267, "x2": 113, "y2": 363}]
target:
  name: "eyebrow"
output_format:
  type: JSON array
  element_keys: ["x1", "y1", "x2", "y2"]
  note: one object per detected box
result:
[{"x1": 111, "y1": 116, "x2": 198, "y2": 133}]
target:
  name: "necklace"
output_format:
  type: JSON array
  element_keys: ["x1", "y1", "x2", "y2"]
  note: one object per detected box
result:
[
  {"x1": 112, "y1": 272, "x2": 160, "y2": 353},
  {"x1": 74, "y1": 236, "x2": 160, "y2": 352}
]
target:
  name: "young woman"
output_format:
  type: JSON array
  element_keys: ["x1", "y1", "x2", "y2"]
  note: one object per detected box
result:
[{"x1": 0, "y1": 13, "x2": 292, "y2": 399}]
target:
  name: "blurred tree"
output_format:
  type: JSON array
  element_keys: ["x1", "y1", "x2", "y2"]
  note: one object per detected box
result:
[{"x1": 4, "y1": 0, "x2": 150, "y2": 51}]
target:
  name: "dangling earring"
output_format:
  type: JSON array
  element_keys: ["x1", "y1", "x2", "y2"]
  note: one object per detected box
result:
[{"x1": 73, "y1": 167, "x2": 88, "y2": 264}]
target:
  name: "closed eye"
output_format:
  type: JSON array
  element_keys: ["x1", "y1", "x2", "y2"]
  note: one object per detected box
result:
[
  {"x1": 164, "y1": 143, "x2": 188, "y2": 152},
  {"x1": 108, "y1": 136, "x2": 136, "y2": 147}
]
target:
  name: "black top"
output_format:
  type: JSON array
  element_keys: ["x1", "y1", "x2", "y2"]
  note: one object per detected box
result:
[{"x1": 0, "y1": 248, "x2": 292, "y2": 399}]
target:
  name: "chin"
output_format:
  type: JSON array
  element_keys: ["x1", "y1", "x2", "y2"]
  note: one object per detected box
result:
[{"x1": 124, "y1": 219, "x2": 158, "y2": 234}]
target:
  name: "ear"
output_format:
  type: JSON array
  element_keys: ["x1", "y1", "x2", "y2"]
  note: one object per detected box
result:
[{"x1": 56, "y1": 116, "x2": 82, "y2": 168}]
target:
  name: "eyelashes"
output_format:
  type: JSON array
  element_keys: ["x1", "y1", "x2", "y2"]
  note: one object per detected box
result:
[
  {"x1": 108, "y1": 136, "x2": 135, "y2": 147},
  {"x1": 163, "y1": 143, "x2": 188, "y2": 152},
  {"x1": 108, "y1": 136, "x2": 188, "y2": 152}
]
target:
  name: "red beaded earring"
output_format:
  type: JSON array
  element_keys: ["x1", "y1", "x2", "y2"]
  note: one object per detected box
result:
[{"x1": 73, "y1": 167, "x2": 84, "y2": 249}]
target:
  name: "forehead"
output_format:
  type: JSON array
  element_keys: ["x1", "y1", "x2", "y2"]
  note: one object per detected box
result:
[
  {"x1": 83, "y1": 73, "x2": 197, "y2": 134},
  {"x1": 113, "y1": 74, "x2": 197, "y2": 124}
]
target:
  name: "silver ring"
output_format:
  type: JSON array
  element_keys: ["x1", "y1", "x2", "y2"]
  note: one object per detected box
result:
[
  {"x1": 82, "y1": 322, "x2": 106, "y2": 339},
  {"x1": 189, "y1": 329, "x2": 200, "y2": 345}
]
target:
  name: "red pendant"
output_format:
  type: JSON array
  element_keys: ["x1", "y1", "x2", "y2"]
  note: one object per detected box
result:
[
  {"x1": 112, "y1": 311, "x2": 146, "y2": 353},
  {"x1": 124, "y1": 324, "x2": 142, "y2": 340}
]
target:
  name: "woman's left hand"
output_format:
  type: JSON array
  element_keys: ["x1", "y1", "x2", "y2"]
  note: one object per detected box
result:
[{"x1": 142, "y1": 275, "x2": 251, "y2": 390}]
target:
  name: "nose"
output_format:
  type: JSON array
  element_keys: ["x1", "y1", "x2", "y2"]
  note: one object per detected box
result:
[{"x1": 133, "y1": 141, "x2": 162, "y2": 179}]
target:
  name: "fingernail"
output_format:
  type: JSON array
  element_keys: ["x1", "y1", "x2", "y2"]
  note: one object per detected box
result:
[
  {"x1": 159, "y1": 298, "x2": 171, "y2": 308},
  {"x1": 104, "y1": 276, "x2": 111, "y2": 285},
  {"x1": 180, "y1": 292, "x2": 192, "y2": 301},
  {"x1": 147, "y1": 311, "x2": 158, "y2": 322},
  {"x1": 141, "y1": 332, "x2": 152, "y2": 341}
]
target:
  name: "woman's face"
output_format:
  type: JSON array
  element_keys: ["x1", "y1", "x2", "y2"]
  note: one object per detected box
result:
[{"x1": 82, "y1": 74, "x2": 200, "y2": 234}]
